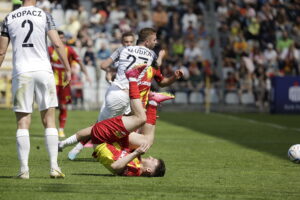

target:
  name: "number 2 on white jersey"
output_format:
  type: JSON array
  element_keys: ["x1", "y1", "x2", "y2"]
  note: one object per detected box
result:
[
  {"x1": 126, "y1": 55, "x2": 149, "y2": 69},
  {"x1": 21, "y1": 20, "x2": 34, "y2": 48}
]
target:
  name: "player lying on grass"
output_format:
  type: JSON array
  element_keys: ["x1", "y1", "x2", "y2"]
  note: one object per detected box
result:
[{"x1": 59, "y1": 65, "x2": 174, "y2": 176}]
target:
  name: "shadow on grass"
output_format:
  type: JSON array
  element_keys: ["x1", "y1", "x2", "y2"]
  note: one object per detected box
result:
[
  {"x1": 72, "y1": 173, "x2": 115, "y2": 177},
  {"x1": 0, "y1": 176, "x2": 14, "y2": 179},
  {"x1": 159, "y1": 112, "x2": 300, "y2": 160},
  {"x1": 71, "y1": 158, "x2": 97, "y2": 162}
]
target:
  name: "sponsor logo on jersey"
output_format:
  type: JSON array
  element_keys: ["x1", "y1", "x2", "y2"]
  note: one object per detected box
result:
[{"x1": 114, "y1": 131, "x2": 127, "y2": 138}]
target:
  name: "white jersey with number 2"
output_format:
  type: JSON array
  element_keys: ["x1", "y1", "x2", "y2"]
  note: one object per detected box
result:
[
  {"x1": 1, "y1": 6, "x2": 55, "y2": 77},
  {"x1": 113, "y1": 45, "x2": 157, "y2": 90}
]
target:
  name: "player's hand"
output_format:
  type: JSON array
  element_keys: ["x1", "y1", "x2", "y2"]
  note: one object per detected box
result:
[
  {"x1": 135, "y1": 143, "x2": 150, "y2": 155},
  {"x1": 175, "y1": 69, "x2": 184, "y2": 79},
  {"x1": 64, "y1": 71, "x2": 71, "y2": 85},
  {"x1": 158, "y1": 50, "x2": 166, "y2": 59}
]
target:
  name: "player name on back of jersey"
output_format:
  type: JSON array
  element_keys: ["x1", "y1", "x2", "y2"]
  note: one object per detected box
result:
[
  {"x1": 11, "y1": 9, "x2": 42, "y2": 20},
  {"x1": 127, "y1": 47, "x2": 152, "y2": 57}
]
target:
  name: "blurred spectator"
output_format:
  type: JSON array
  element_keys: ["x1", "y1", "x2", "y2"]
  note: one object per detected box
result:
[
  {"x1": 225, "y1": 71, "x2": 238, "y2": 93},
  {"x1": 187, "y1": 62, "x2": 203, "y2": 93},
  {"x1": 97, "y1": 44, "x2": 111, "y2": 61},
  {"x1": 263, "y1": 43, "x2": 278, "y2": 76},
  {"x1": 184, "y1": 42, "x2": 202, "y2": 63},
  {"x1": 181, "y1": 7, "x2": 198, "y2": 32},
  {"x1": 137, "y1": 11, "x2": 153, "y2": 31},
  {"x1": 83, "y1": 45, "x2": 96, "y2": 67},
  {"x1": 152, "y1": 4, "x2": 168, "y2": 38}
]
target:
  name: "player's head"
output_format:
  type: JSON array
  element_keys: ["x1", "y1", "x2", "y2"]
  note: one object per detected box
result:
[
  {"x1": 57, "y1": 30, "x2": 66, "y2": 43},
  {"x1": 121, "y1": 32, "x2": 135, "y2": 47},
  {"x1": 141, "y1": 156, "x2": 165, "y2": 177},
  {"x1": 137, "y1": 28, "x2": 157, "y2": 49}
]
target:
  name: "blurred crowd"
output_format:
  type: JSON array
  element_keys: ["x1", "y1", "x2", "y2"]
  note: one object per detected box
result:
[{"x1": 1, "y1": 0, "x2": 300, "y2": 108}]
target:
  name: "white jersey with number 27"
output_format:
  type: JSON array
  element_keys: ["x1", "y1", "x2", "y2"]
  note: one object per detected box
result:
[
  {"x1": 113, "y1": 45, "x2": 157, "y2": 90},
  {"x1": 1, "y1": 6, "x2": 56, "y2": 77}
]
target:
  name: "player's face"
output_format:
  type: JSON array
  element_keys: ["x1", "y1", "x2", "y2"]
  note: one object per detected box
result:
[
  {"x1": 142, "y1": 156, "x2": 159, "y2": 175},
  {"x1": 145, "y1": 34, "x2": 157, "y2": 49},
  {"x1": 122, "y1": 36, "x2": 134, "y2": 47}
]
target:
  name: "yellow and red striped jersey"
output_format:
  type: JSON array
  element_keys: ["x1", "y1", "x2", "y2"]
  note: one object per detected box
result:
[
  {"x1": 48, "y1": 45, "x2": 81, "y2": 86},
  {"x1": 94, "y1": 142, "x2": 142, "y2": 176},
  {"x1": 138, "y1": 66, "x2": 164, "y2": 107}
]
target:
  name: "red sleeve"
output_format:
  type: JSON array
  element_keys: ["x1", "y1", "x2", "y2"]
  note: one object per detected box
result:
[
  {"x1": 123, "y1": 166, "x2": 141, "y2": 176},
  {"x1": 154, "y1": 69, "x2": 164, "y2": 83},
  {"x1": 68, "y1": 46, "x2": 81, "y2": 63}
]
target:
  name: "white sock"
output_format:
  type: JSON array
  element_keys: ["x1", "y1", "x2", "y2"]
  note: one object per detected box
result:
[
  {"x1": 128, "y1": 77, "x2": 137, "y2": 82},
  {"x1": 74, "y1": 142, "x2": 84, "y2": 151},
  {"x1": 16, "y1": 129, "x2": 30, "y2": 172},
  {"x1": 149, "y1": 100, "x2": 158, "y2": 106},
  {"x1": 59, "y1": 134, "x2": 78, "y2": 149},
  {"x1": 45, "y1": 128, "x2": 59, "y2": 169}
]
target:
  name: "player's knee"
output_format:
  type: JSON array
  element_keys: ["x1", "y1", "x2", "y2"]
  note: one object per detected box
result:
[
  {"x1": 135, "y1": 114, "x2": 146, "y2": 126},
  {"x1": 139, "y1": 113, "x2": 147, "y2": 125}
]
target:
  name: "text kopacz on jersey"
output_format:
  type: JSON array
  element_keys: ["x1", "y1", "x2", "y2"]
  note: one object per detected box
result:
[{"x1": 11, "y1": 10, "x2": 42, "y2": 19}]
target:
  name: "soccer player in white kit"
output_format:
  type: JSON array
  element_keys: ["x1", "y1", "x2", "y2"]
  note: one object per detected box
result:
[
  {"x1": 98, "y1": 28, "x2": 161, "y2": 121},
  {"x1": 0, "y1": 0, "x2": 71, "y2": 179}
]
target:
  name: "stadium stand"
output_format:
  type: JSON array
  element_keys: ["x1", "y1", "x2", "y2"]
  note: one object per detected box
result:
[{"x1": 0, "y1": 0, "x2": 299, "y2": 112}]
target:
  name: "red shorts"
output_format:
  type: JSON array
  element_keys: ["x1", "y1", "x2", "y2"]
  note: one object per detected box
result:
[
  {"x1": 91, "y1": 116, "x2": 130, "y2": 145},
  {"x1": 56, "y1": 85, "x2": 72, "y2": 104}
]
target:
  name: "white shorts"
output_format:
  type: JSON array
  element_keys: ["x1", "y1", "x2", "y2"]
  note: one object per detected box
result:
[
  {"x1": 12, "y1": 71, "x2": 58, "y2": 113},
  {"x1": 97, "y1": 84, "x2": 130, "y2": 122}
]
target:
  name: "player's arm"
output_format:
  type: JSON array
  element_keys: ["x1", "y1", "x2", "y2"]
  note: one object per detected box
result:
[
  {"x1": 0, "y1": 16, "x2": 10, "y2": 68},
  {"x1": 77, "y1": 59, "x2": 92, "y2": 83},
  {"x1": 155, "y1": 49, "x2": 166, "y2": 67},
  {"x1": 158, "y1": 69, "x2": 184, "y2": 87},
  {"x1": 47, "y1": 30, "x2": 71, "y2": 83},
  {"x1": 100, "y1": 57, "x2": 114, "y2": 71},
  {"x1": 111, "y1": 143, "x2": 150, "y2": 175},
  {"x1": 0, "y1": 36, "x2": 9, "y2": 68},
  {"x1": 101, "y1": 58, "x2": 116, "y2": 83}
]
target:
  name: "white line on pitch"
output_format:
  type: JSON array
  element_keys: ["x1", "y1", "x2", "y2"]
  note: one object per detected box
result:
[{"x1": 214, "y1": 113, "x2": 300, "y2": 132}]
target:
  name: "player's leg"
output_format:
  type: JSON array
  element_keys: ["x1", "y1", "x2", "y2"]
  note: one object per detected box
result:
[
  {"x1": 120, "y1": 66, "x2": 148, "y2": 131},
  {"x1": 15, "y1": 112, "x2": 31, "y2": 179},
  {"x1": 36, "y1": 71, "x2": 64, "y2": 178},
  {"x1": 127, "y1": 92, "x2": 174, "y2": 148},
  {"x1": 58, "y1": 103, "x2": 67, "y2": 137},
  {"x1": 59, "y1": 126, "x2": 93, "y2": 150},
  {"x1": 58, "y1": 85, "x2": 71, "y2": 138},
  {"x1": 12, "y1": 73, "x2": 35, "y2": 179}
]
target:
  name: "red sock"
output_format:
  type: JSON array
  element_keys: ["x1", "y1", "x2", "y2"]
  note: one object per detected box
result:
[
  {"x1": 80, "y1": 140, "x2": 89, "y2": 145},
  {"x1": 129, "y1": 81, "x2": 140, "y2": 99},
  {"x1": 146, "y1": 105, "x2": 157, "y2": 125},
  {"x1": 59, "y1": 107, "x2": 67, "y2": 128}
]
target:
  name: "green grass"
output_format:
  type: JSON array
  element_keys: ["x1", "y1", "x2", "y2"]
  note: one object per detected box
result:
[{"x1": 1, "y1": 109, "x2": 300, "y2": 199}]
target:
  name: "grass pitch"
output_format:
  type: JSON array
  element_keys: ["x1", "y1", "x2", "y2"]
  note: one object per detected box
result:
[{"x1": 1, "y1": 109, "x2": 300, "y2": 200}]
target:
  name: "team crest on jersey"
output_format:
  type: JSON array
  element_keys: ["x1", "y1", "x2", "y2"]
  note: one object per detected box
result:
[{"x1": 115, "y1": 131, "x2": 127, "y2": 138}]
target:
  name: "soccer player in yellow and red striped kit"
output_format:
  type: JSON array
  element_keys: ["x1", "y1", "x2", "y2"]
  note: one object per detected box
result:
[
  {"x1": 48, "y1": 30, "x2": 91, "y2": 137},
  {"x1": 59, "y1": 65, "x2": 174, "y2": 176}
]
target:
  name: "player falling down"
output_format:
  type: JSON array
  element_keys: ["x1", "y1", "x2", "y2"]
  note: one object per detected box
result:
[
  {"x1": 67, "y1": 28, "x2": 183, "y2": 160},
  {"x1": 59, "y1": 65, "x2": 174, "y2": 176}
]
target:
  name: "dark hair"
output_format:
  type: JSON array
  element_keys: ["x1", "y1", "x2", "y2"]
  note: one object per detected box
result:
[
  {"x1": 152, "y1": 159, "x2": 165, "y2": 177},
  {"x1": 137, "y1": 28, "x2": 156, "y2": 44},
  {"x1": 122, "y1": 32, "x2": 135, "y2": 40},
  {"x1": 57, "y1": 30, "x2": 65, "y2": 36}
]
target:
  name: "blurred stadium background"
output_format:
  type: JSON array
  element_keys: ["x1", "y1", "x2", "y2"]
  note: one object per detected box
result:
[{"x1": 0, "y1": 0, "x2": 300, "y2": 113}]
